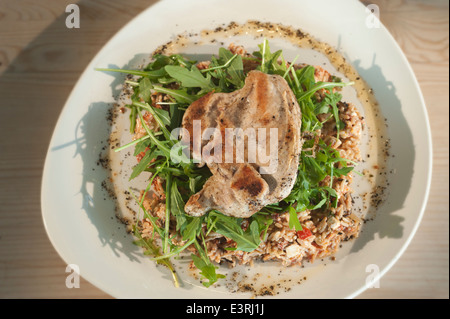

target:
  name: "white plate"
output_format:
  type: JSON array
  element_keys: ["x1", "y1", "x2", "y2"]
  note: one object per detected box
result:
[{"x1": 41, "y1": 0, "x2": 432, "y2": 299}]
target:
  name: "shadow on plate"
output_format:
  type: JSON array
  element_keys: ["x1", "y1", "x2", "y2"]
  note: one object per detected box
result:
[
  {"x1": 349, "y1": 55, "x2": 414, "y2": 254},
  {"x1": 67, "y1": 100, "x2": 143, "y2": 262}
]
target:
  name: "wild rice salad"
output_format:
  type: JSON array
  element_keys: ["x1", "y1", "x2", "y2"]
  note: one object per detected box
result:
[{"x1": 103, "y1": 40, "x2": 364, "y2": 287}]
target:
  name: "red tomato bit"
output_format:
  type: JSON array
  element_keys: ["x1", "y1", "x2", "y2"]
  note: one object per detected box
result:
[{"x1": 297, "y1": 227, "x2": 312, "y2": 240}]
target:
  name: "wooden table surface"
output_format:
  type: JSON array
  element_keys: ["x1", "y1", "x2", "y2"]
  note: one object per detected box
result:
[{"x1": 0, "y1": 0, "x2": 448, "y2": 299}]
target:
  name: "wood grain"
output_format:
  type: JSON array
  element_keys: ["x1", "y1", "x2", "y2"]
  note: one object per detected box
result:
[{"x1": 0, "y1": 0, "x2": 448, "y2": 299}]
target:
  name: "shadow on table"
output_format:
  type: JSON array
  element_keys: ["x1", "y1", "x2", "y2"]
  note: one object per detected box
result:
[{"x1": 0, "y1": 0, "x2": 194, "y2": 291}]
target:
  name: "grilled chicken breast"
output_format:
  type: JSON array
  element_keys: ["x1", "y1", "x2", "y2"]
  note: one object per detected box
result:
[{"x1": 181, "y1": 70, "x2": 302, "y2": 218}]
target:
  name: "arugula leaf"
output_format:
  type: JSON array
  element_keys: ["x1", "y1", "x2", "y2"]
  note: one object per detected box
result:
[
  {"x1": 298, "y1": 81, "x2": 353, "y2": 102},
  {"x1": 95, "y1": 67, "x2": 167, "y2": 79},
  {"x1": 288, "y1": 206, "x2": 303, "y2": 231},
  {"x1": 313, "y1": 91, "x2": 346, "y2": 138},
  {"x1": 132, "y1": 225, "x2": 180, "y2": 287},
  {"x1": 218, "y1": 48, "x2": 245, "y2": 88},
  {"x1": 321, "y1": 186, "x2": 338, "y2": 199},
  {"x1": 132, "y1": 137, "x2": 151, "y2": 156},
  {"x1": 165, "y1": 65, "x2": 213, "y2": 90},
  {"x1": 303, "y1": 156, "x2": 327, "y2": 185},
  {"x1": 181, "y1": 216, "x2": 202, "y2": 241},
  {"x1": 170, "y1": 180, "x2": 187, "y2": 232},
  {"x1": 209, "y1": 211, "x2": 261, "y2": 252},
  {"x1": 153, "y1": 86, "x2": 195, "y2": 104},
  {"x1": 253, "y1": 39, "x2": 283, "y2": 74},
  {"x1": 129, "y1": 148, "x2": 159, "y2": 181},
  {"x1": 251, "y1": 212, "x2": 274, "y2": 241},
  {"x1": 128, "y1": 104, "x2": 137, "y2": 133},
  {"x1": 334, "y1": 166, "x2": 354, "y2": 177},
  {"x1": 136, "y1": 111, "x2": 171, "y2": 159},
  {"x1": 169, "y1": 103, "x2": 183, "y2": 130},
  {"x1": 163, "y1": 172, "x2": 173, "y2": 254},
  {"x1": 208, "y1": 55, "x2": 228, "y2": 91},
  {"x1": 170, "y1": 54, "x2": 197, "y2": 69},
  {"x1": 191, "y1": 253, "x2": 225, "y2": 287},
  {"x1": 145, "y1": 54, "x2": 173, "y2": 71},
  {"x1": 138, "y1": 77, "x2": 153, "y2": 102},
  {"x1": 295, "y1": 65, "x2": 316, "y2": 91},
  {"x1": 151, "y1": 107, "x2": 171, "y2": 126},
  {"x1": 192, "y1": 238, "x2": 225, "y2": 287}
]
